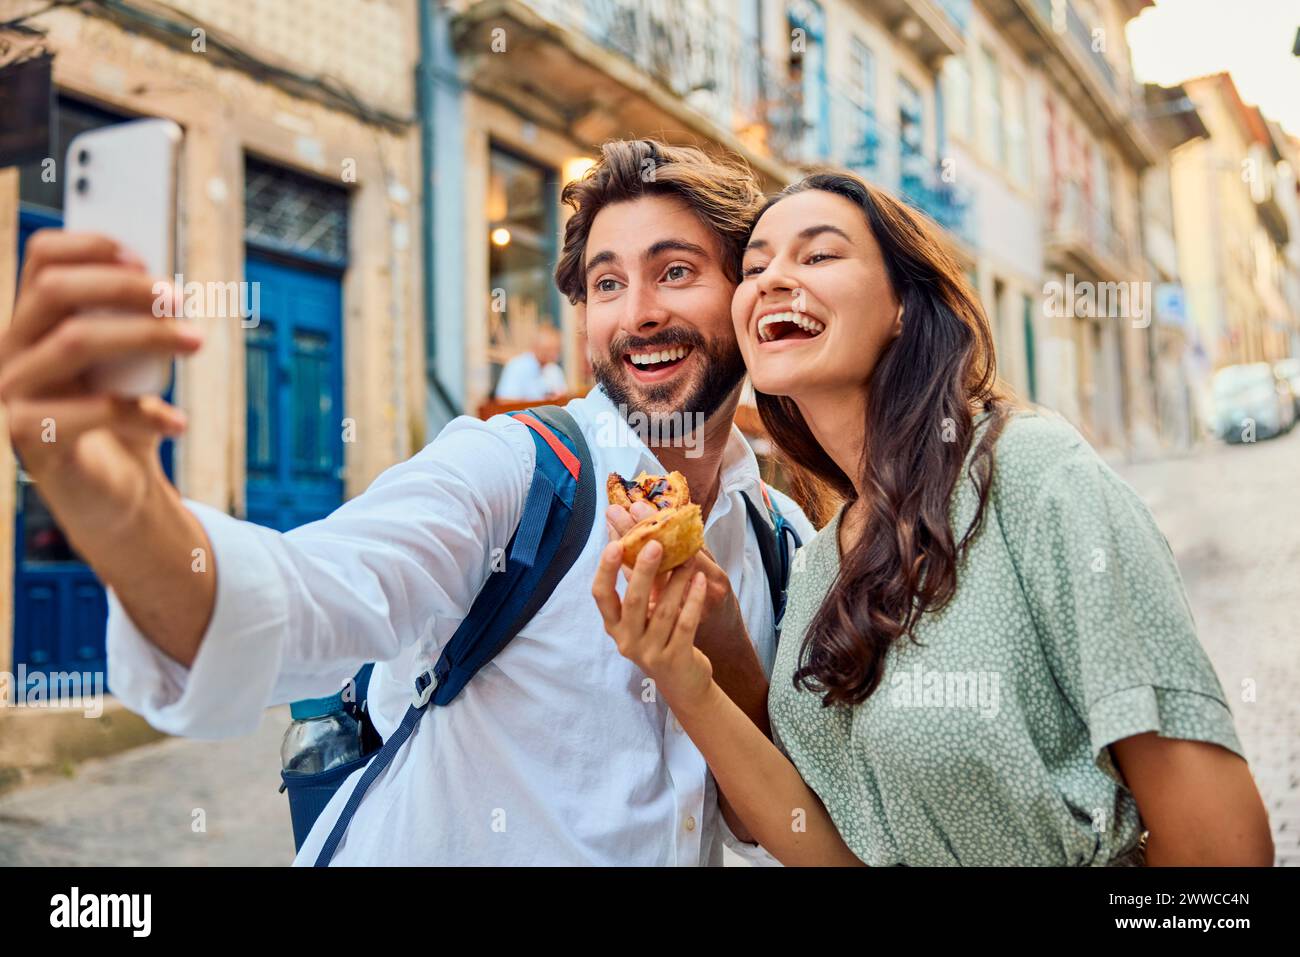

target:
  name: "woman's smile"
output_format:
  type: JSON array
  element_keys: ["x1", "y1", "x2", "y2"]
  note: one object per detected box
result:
[{"x1": 755, "y1": 309, "x2": 827, "y2": 345}]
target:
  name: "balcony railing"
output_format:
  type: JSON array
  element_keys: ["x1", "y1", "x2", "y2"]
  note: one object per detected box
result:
[
  {"x1": 1033, "y1": 0, "x2": 1118, "y2": 96},
  {"x1": 517, "y1": 0, "x2": 804, "y2": 161},
  {"x1": 935, "y1": 0, "x2": 973, "y2": 32},
  {"x1": 1048, "y1": 178, "x2": 1131, "y2": 270},
  {"x1": 481, "y1": 1, "x2": 972, "y2": 243},
  {"x1": 824, "y1": 88, "x2": 974, "y2": 244}
]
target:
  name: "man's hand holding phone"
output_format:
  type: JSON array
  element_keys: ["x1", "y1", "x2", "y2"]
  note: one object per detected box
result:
[
  {"x1": 0, "y1": 231, "x2": 215, "y2": 666},
  {"x1": 1, "y1": 230, "x2": 201, "y2": 535}
]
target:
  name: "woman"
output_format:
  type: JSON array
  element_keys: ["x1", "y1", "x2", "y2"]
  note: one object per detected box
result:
[{"x1": 592, "y1": 171, "x2": 1274, "y2": 866}]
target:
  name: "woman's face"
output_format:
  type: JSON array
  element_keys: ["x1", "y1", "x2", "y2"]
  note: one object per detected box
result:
[{"x1": 732, "y1": 189, "x2": 902, "y2": 400}]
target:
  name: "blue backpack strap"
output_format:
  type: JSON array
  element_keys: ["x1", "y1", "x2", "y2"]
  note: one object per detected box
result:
[
  {"x1": 742, "y1": 482, "x2": 802, "y2": 633},
  {"x1": 313, "y1": 405, "x2": 594, "y2": 866}
]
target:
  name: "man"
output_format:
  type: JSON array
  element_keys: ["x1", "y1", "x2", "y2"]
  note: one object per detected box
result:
[
  {"x1": 0, "y1": 139, "x2": 812, "y2": 865},
  {"x1": 493, "y1": 325, "x2": 567, "y2": 401}
]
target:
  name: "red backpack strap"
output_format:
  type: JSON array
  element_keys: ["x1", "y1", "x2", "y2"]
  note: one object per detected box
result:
[{"x1": 512, "y1": 412, "x2": 581, "y2": 481}]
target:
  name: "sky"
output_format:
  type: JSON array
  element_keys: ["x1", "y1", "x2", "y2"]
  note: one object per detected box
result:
[{"x1": 1127, "y1": 0, "x2": 1300, "y2": 138}]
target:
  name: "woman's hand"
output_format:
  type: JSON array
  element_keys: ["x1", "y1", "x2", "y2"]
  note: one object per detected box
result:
[
  {"x1": 605, "y1": 502, "x2": 746, "y2": 647},
  {"x1": 592, "y1": 537, "x2": 715, "y2": 715},
  {"x1": 603, "y1": 502, "x2": 770, "y2": 735}
]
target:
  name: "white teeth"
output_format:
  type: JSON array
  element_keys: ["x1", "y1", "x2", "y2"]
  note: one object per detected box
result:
[
  {"x1": 757, "y1": 312, "x2": 825, "y2": 342},
  {"x1": 629, "y1": 346, "x2": 690, "y2": 366}
]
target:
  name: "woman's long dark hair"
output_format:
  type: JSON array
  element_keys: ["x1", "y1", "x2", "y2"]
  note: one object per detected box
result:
[{"x1": 755, "y1": 172, "x2": 1010, "y2": 708}]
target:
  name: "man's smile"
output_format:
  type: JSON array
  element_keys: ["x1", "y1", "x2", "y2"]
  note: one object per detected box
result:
[{"x1": 621, "y1": 343, "x2": 695, "y2": 384}]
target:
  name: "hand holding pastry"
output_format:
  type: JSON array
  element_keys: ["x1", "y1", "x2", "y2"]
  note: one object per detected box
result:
[
  {"x1": 604, "y1": 498, "x2": 749, "y2": 682},
  {"x1": 592, "y1": 538, "x2": 714, "y2": 713},
  {"x1": 605, "y1": 470, "x2": 704, "y2": 571}
]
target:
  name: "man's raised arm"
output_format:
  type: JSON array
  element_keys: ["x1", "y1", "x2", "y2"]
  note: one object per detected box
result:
[{"x1": 1, "y1": 231, "x2": 532, "y2": 737}]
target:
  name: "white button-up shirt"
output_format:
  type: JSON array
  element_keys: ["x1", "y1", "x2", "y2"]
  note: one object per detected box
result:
[{"x1": 106, "y1": 387, "x2": 812, "y2": 865}]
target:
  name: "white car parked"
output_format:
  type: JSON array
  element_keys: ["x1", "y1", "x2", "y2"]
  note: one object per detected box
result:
[{"x1": 1211, "y1": 363, "x2": 1296, "y2": 443}]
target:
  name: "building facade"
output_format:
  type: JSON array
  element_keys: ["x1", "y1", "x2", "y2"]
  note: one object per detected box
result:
[
  {"x1": 1138, "y1": 81, "x2": 1209, "y2": 450},
  {"x1": 428, "y1": 0, "x2": 976, "y2": 429},
  {"x1": 4, "y1": 0, "x2": 1298, "y2": 764},
  {"x1": 1171, "y1": 73, "x2": 1296, "y2": 376},
  {"x1": 0, "y1": 1, "x2": 426, "y2": 731}
]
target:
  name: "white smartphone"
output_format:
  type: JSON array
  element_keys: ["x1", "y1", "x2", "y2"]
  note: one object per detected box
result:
[{"x1": 63, "y1": 117, "x2": 183, "y2": 396}]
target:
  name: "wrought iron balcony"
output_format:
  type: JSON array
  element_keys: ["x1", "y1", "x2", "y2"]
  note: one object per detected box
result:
[
  {"x1": 1045, "y1": 178, "x2": 1134, "y2": 279},
  {"x1": 981, "y1": 0, "x2": 1156, "y2": 168},
  {"x1": 822, "y1": 88, "x2": 975, "y2": 246},
  {"x1": 934, "y1": 0, "x2": 973, "y2": 32},
  {"x1": 1033, "y1": 0, "x2": 1117, "y2": 95},
  {"x1": 451, "y1": 0, "x2": 973, "y2": 245},
  {"x1": 452, "y1": 0, "x2": 810, "y2": 178},
  {"x1": 858, "y1": 0, "x2": 967, "y2": 63}
]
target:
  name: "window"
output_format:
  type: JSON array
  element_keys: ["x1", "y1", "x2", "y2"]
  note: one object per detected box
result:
[
  {"x1": 486, "y1": 145, "x2": 559, "y2": 388},
  {"x1": 244, "y1": 158, "x2": 349, "y2": 263},
  {"x1": 1004, "y1": 70, "x2": 1029, "y2": 183},
  {"x1": 941, "y1": 53, "x2": 973, "y2": 143},
  {"x1": 898, "y1": 76, "x2": 925, "y2": 177},
  {"x1": 1093, "y1": 149, "x2": 1113, "y2": 239},
  {"x1": 847, "y1": 36, "x2": 877, "y2": 169},
  {"x1": 978, "y1": 46, "x2": 1003, "y2": 167},
  {"x1": 787, "y1": 0, "x2": 829, "y2": 159}
]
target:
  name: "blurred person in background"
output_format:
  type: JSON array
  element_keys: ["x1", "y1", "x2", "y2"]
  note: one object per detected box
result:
[{"x1": 494, "y1": 324, "x2": 567, "y2": 401}]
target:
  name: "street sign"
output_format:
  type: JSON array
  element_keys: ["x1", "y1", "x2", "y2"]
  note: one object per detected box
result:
[{"x1": 1155, "y1": 282, "x2": 1188, "y2": 327}]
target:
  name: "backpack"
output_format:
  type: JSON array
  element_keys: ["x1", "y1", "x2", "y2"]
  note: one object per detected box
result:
[{"x1": 279, "y1": 405, "x2": 802, "y2": 865}]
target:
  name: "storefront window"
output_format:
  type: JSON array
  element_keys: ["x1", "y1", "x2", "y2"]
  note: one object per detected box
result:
[{"x1": 486, "y1": 146, "x2": 559, "y2": 391}]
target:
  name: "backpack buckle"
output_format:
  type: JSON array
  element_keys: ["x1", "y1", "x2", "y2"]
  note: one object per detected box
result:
[{"x1": 412, "y1": 670, "x2": 438, "y2": 708}]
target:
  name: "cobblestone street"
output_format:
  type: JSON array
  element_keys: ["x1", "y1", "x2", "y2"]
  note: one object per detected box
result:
[
  {"x1": 1, "y1": 428, "x2": 1297, "y2": 866},
  {"x1": 1110, "y1": 428, "x2": 1300, "y2": 866}
]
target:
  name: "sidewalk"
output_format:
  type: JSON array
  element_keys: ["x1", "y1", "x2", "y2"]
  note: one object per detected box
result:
[{"x1": 0, "y1": 706, "x2": 292, "y2": 866}]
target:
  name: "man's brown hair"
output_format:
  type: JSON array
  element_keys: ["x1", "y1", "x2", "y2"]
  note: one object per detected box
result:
[{"x1": 554, "y1": 139, "x2": 765, "y2": 304}]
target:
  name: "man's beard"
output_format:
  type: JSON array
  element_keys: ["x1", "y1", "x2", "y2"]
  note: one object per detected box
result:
[{"x1": 592, "y1": 326, "x2": 746, "y2": 441}]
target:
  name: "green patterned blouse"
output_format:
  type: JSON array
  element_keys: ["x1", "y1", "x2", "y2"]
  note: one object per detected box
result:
[{"x1": 768, "y1": 410, "x2": 1244, "y2": 866}]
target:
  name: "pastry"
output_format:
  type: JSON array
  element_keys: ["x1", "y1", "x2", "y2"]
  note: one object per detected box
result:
[
  {"x1": 607, "y1": 469, "x2": 703, "y2": 570},
  {"x1": 606, "y1": 470, "x2": 690, "y2": 510},
  {"x1": 620, "y1": 503, "x2": 704, "y2": 571}
]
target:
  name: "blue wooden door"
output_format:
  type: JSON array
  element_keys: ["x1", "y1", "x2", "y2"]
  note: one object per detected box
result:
[{"x1": 244, "y1": 253, "x2": 344, "y2": 531}]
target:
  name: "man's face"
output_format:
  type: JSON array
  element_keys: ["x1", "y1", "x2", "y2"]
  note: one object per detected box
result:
[{"x1": 581, "y1": 195, "x2": 746, "y2": 437}]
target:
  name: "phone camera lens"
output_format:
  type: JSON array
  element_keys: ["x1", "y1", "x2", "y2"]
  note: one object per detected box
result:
[
  {"x1": 77, "y1": 148, "x2": 90, "y2": 165},
  {"x1": 75, "y1": 177, "x2": 90, "y2": 195}
]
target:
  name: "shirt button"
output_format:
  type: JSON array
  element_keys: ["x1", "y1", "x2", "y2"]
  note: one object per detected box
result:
[{"x1": 684, "y1": 815, "x2": 696, "y2": 832}]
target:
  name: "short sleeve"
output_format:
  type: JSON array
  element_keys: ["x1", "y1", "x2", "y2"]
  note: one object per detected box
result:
[{"x1": 1013, "y1": 445, "x2": 1245, "y2": 776}]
